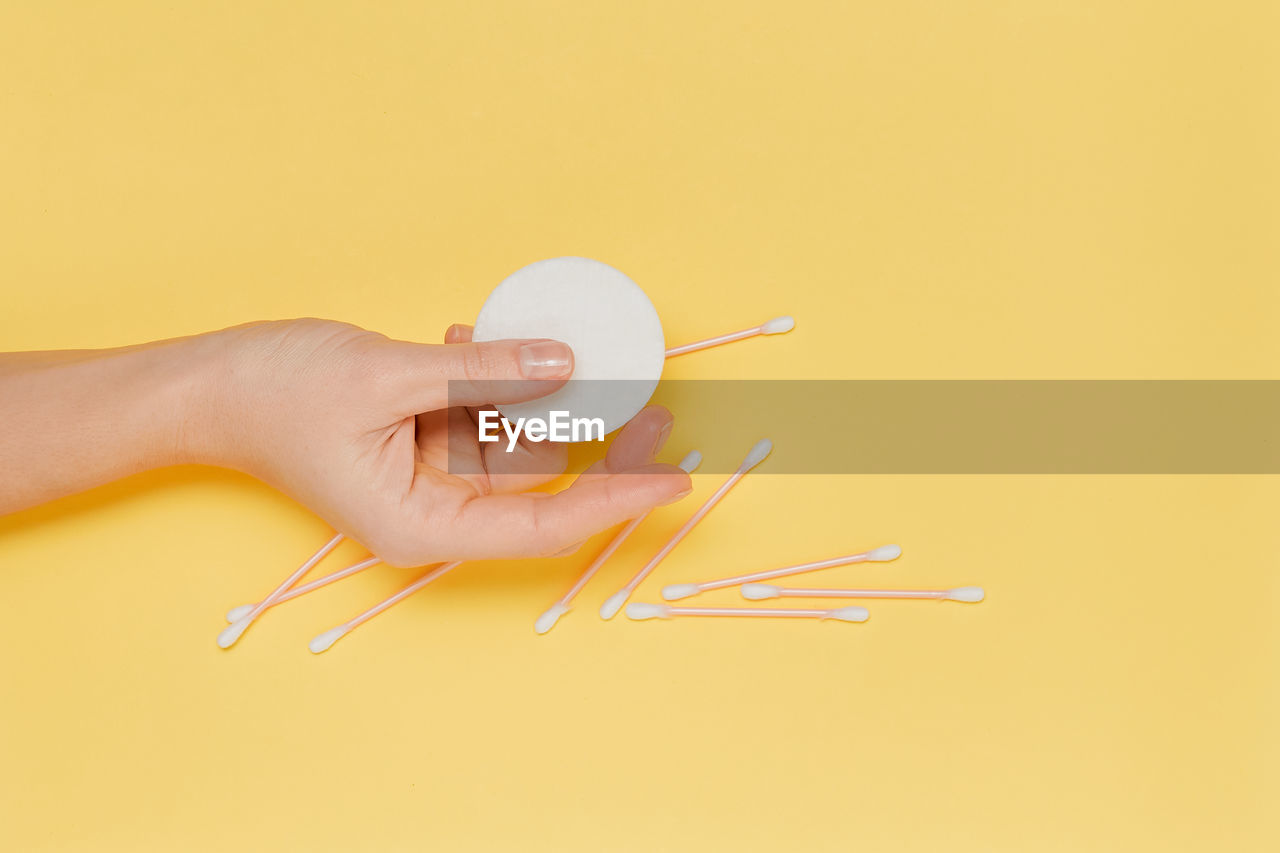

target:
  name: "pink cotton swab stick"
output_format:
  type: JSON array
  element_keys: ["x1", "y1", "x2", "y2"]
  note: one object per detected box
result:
[
  {"x1": 217, "y1": 532, "x2": 347, "y2": 649},
  {"x1": 534, "y1": 450, "x2": 704, "y2": 635},
  {"x1": 626, "y1": 602, "x2": 869, "y2": 623},
  {"x1": 308, "y1": 560, "x2": 464, "y2": 654},
  {"x1": 530, "y1": 314, "x2": 785, "y2": 631},
  {"x1": 743, "y1": 584, "x2": 984, "y2": 602},
  {"x1": 598, "y1": 439, "x2": 774, "y2": 620},
  {"x1": 660, "y1": 544, "x2": 902, "y2": 601},
  {"x1": 663, "y1": 316, "x2": 794, "y2": 358},
  {"x1": 223, "y1": 556, "x2": 384, "y2": 623}
]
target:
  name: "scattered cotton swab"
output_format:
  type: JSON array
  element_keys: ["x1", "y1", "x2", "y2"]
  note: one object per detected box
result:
[
  {"x1": 534, "y1": 450, "x2": 704, "y2": 635},
  {"x1": 661, "y1": 544, "x2": 901, "y2": 601},
  {"x1": 625, "y1": 602, "x2": 868, "y2": 622},
  {"x1": 308, "y1": 561, "x2": 463, "y2": 654},
  {"x1": 599, "y1": 439, "x2": 774, "y2": 620},
  {"x1": 663, "y1": 316, "x2": 795, "y2": 358},
  {"x1": 224, "y1": 557, "x2": 384, "y2": 623},
  {"x1": 217, "y1": 532, "x2": 347, "y2": 649},
  {"x1": 743, "y1": 584, "x2": 984, "y2": 602}
]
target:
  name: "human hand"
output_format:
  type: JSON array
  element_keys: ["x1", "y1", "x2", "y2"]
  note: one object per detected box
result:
[{"x1": 191, "y1": 319, "x2": 691, "y2": 566}]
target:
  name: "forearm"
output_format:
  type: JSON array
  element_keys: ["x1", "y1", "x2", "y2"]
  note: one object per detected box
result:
[{"x1": 0, "y1": 334, "x2": 223, "y2": 514}]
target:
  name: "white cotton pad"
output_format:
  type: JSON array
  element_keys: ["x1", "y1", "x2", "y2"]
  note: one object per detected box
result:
[{"x1": 472, "y1": 257, "x2": 666, "y2": 436}]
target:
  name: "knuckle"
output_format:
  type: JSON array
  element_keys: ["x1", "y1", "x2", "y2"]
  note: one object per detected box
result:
[
  {"x1": 525, "y1": 501, "x2": 561, "y2": 556},
  {"x1": 459, "y1": 342, "x2": 511, "y2": 384},
  {"x1": 350, "y1": 349, "x2": 397, "y2": 394},
  {"x1": 459, "y1": 345, "x2": 490, "y2": 383}
]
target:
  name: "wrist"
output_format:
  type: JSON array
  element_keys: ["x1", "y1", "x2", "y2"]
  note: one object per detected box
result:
[{"x1": 168, "y1": 329, "x2": 244, "y2": 469}]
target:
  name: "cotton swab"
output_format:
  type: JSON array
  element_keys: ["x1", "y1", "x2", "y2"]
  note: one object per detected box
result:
[
  {"x1": 308, "y1": 560, "x2": 464, "y2": 654},
  {"x1": 625, "y1": 602, "x2": 868, "y2": 622},
  {"x1": 743, "y1": 584, "x2": 984, "y2": 602},
  {"x1": 217, "y1": 532, "x2": 346, "y2": 649},
  {"x1": 660, "y1": 544, "x2": 901, "y2": 601},
  {"x1": 223, "y1": 556, "x2": 384, "y2": 623},
  {"x1": 598, "y1": 439, "x2": 774, "y2": 620},
  {"x1": 664, "y1": 316, "x2": 795, "y2": 358},
  {"x1": 534, "y1": 450, "x2": 704, "y2": 635}
]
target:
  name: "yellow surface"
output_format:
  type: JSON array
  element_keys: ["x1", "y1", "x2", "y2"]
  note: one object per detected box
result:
[{"x1": 1, "y1": 2, "x2": 1277, "y2": 850}]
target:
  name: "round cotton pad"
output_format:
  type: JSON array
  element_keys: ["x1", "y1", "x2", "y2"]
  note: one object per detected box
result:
[{"x1": 472, "y1": 257, "x2": 665, "y2": 436}]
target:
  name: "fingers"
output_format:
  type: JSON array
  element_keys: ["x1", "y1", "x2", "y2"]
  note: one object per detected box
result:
[
  {"x1": 444, "y1": 320, "x2": 568, "y2": 491},
  {"x1": 482, "y1": 405, "x2": 673, "y2": 492},
  {"x1": 358, "y1": 325, "x2": 685, "y2": 562},
  {"x1": 576, "y1": 405, "x2": 675, "y2": 483},
  {"x1": 376, "y1": 336, "x2": 574, "y2": 416},
  {"x1": 444, "y1": 323, "x2": 473, "y2": 344},
  {"x1": 440, "y1": 322, "x2": 656, "y2": 492},
  {"x1": 605, "y1": 405, "x2": 674, "y2": 472},
  {"x1": 400, "y1": 462, "x2": 692, "y2": 562}
]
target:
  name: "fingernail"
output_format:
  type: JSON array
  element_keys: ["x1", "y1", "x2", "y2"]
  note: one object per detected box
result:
[
  {"x1": 659, "y1": 486, "x2": 693, "y2": 506},
  {"x1": 445, "y1": 323, "x2": 466, "y2": 343},
  {"x1": 652, "y1": 419, "x2": 674, "y2": 457},
  {"x1": 519, "y1": 341, "x2": 573, "y2": 379}
]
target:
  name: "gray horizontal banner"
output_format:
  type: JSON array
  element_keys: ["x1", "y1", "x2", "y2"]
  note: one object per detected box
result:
[{"x1": 448, "y1": 380, "x2": 1280, "y2": 474}]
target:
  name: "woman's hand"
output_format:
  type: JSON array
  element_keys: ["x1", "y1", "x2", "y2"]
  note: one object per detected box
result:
[{"x1": 189, "y1": 319, "x2": 691, "y2": 565}]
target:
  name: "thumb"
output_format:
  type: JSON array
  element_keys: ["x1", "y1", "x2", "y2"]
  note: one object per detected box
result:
[{"x1": 377, "y1": 337, "x2": 574, "y2": 415}]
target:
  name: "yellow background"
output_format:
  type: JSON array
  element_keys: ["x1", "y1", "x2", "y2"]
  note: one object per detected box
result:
[{"x1": 2, "y1": 2, "x2": 1277, "y2": 850}]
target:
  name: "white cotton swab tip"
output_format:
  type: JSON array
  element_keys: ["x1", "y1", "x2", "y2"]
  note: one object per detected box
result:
[
  {"x1": 225, "y1": 604, "x2": 254, "y2": 623},
  {"x1": 534, "y1": 603, "x2": 571, "y2": 635},
  {"x1": 661, "y1": 583, "x2": 700, "y2": 601},
  {"x1": 678, "y1": 450, "x2": 703, "y2": 472},
  {"x1": 308, "y1": 626, "x2": 349, "y2": 654},
  {"x1": 625, "y1": 602, "x2": 671, "y2": 620},
  {"x1": 761, "y1": 315, "x2": 795, "y2": 334},
  {"x1": 945, "y1": 586, "x2": 986, "y2": 602},
  {"x1": 216, "y1": 617, "x2": 253, "y2": 649},
  {"x1": 599, "y1": 590, "x2": 630, "y2": 620},
  {"x1": 741, "y1": 583, "x2": 780, "y2": 600},
  {"x1": 741, "y1": 439, "x2": 773, "y2": 471},
  {"x1": 868, "y1": 544, "x2": 902, "y2": 561},
  {"x1": 826, "y1": 606, "x2": 870, "y2": 623}
]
